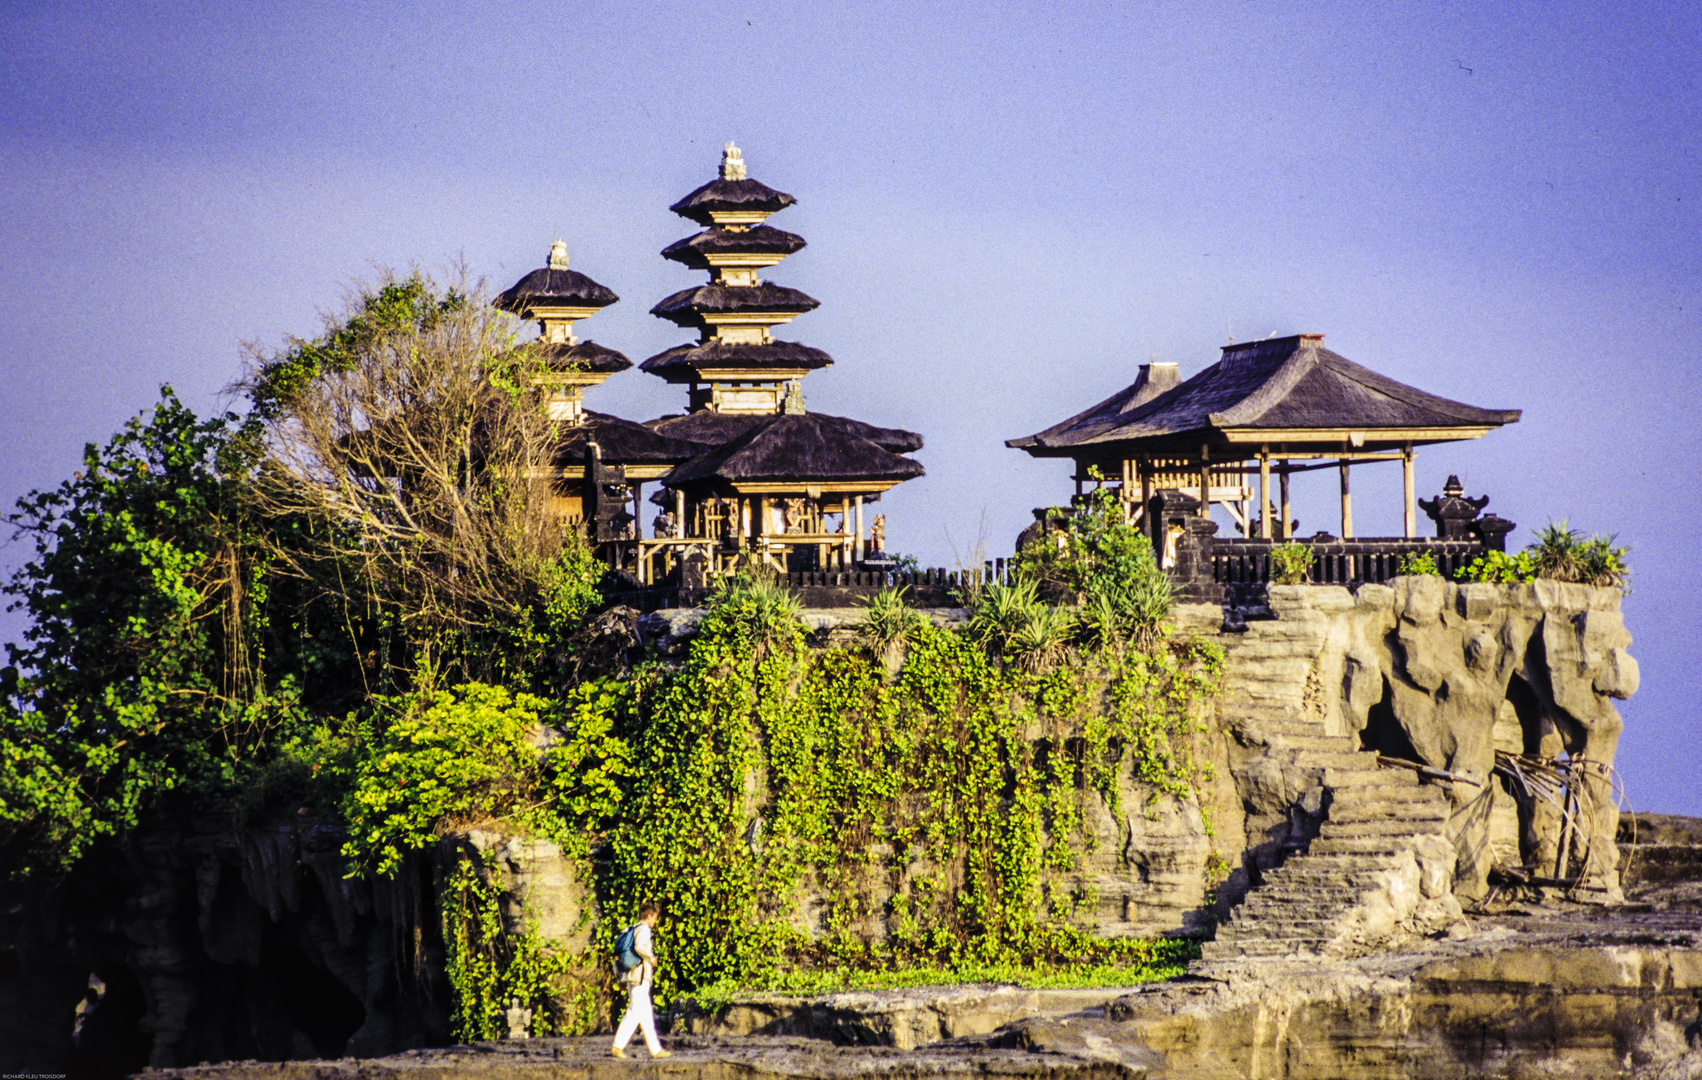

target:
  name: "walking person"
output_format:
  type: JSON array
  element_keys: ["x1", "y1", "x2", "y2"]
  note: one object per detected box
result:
[{"x1": 610, "y1": 904, "x2": 671, "y2": 1058}]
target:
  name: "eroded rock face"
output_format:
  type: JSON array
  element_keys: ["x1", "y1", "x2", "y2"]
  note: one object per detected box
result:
[
  {"x1": 0, "y1": 816, "x2": 518, "y2": 1074},
  {"x1": 1188, "y1": 580, "x2": 1635, "y2": 904}
]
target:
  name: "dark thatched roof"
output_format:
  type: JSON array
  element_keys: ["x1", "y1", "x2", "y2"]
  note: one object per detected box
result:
[
  {"x1": 495, "y1": 267, "x2": 618, "y2": 312},
  {"x1": 646, "y1": 410, "x2": 923, "y2": 455},
  {"x1": 1008, "y1": 363, "x2": 1178, "y2": 449},
  {"x1": 662, "y1": 413, "x2": 925, "y2": 488},
  {"x1": 670, "y1": 177, "x2": 796, "y2": 227},
  {"x1": 553, "y1": 411, "x2": 709, "y2": 466},
  {"x1": 518, "y1": 341, "x2": 632, "y2": 375},
  {"x1": 639, "y1": 340, "x2": 833, "y2": 381},
  {"x1": 662, "y1": 226, "x2": 807, "y2": 270},
  {"x1": 1008, "y1": 335, "x2": 1521, "y2": 457},
  {"x1": 650, "y1": 284, "x2": 820, "y2": 327}
]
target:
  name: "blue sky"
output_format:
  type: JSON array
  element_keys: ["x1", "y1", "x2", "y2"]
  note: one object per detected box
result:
[{"x1": 2, "y1": 0, "x2": 1698, "y2": 812}]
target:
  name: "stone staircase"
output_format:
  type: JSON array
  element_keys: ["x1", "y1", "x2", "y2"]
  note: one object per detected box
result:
[{"x1": 1200, "y1": 719, "x2": 1454, "y2": 961}]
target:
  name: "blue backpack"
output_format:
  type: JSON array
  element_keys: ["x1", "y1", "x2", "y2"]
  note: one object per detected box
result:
[{"x1": 613, "y1": 924, "x2": 642, "y2": 973}]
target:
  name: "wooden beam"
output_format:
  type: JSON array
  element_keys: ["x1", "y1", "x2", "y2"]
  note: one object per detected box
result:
[
  {"x1": 1280, "y1": 471, "x2": 1291, "y2": 539},
  {"x1": 1220, "y1": 426, "x2": 1498, "y2": 443},
  {"x1": 853, "y1": 495, "x2": 865, "y2": 563},
  {"x1": 1199, "y1": 445, "x2": 1210, "y2": 519}
]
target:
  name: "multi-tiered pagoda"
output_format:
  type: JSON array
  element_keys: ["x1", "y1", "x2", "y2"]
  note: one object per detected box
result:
[
  {"x1": 641, "y1": 144, "x2": 924, "y2": 574},
  {"x1": 495, "y1": 240, "x2": 704, "y2": 544}
]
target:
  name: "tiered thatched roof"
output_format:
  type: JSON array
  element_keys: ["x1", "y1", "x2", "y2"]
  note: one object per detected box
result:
[
  {"x1": 639, "y1": 340, "x2": 833, "y2": 383},
  {"x1": 526, "y1": 341, "x2": 632, "y2": 375},
  {"x1": 662, "y1": 413, "x2": 925, "y2": 489},
  {"x1": 495, "y1": 266, "x2": 618, "y2": 312},
  {"x1": 650, "y1": 283, "x2": 820, "y2": 328},
  {"x1": 662, "y1": 225, "x2": 806, "y2": 270},
  {"x1": 552, "y1": 411, "x2": 707, "y2": 466},
  {"x1": 669, "y1": 177, "x2": 796, "y2": 226},
  {"x1": 647, "y1": 409, "x2": 922, "y2": 455}
]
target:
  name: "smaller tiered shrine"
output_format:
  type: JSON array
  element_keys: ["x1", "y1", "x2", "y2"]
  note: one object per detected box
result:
[
  {"x1": 495, "y1": 241, "x2": 705, "y2": 546},
  {"x1": 637, "y1": 144, "x2": 925, "y2": 581}
]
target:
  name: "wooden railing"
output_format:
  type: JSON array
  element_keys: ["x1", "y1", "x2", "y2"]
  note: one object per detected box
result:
[
  {"x1": 605, "y1": 560, "x2": 1018, "y2": 611},
  {"x1": 1205, "y1": 538, "x2": 1485, "y2": 588}
]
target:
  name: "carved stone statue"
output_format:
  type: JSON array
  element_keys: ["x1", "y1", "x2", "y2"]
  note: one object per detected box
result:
[
  {"x1": 783, "y1": 498, "x2": 807, "y2": 534},
  {"x1": 653, "y1": 510, "x2": 677, "y2": 540},
  {"x1": 869, "y1": 514, "x2": 887, "y2": 555},
  {"x1": 548, "y1": 239, "x2": 569, "y2": 271},
  {"x1": 721, "y1": 142, "x2": 747, "y2": 180},
  {"x1": 505, "y1": 998, "x2": 532, "y2": 1039}
]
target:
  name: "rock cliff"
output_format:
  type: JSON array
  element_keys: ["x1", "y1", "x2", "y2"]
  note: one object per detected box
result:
[{"x1": 0, "y1": 581, "x2": 1640, "y2": 1073}]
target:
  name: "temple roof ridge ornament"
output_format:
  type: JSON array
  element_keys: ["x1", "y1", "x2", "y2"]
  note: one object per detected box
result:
[
  {"x1": 548, "y1": 238, "x2": 570, "y2": 270},
  {"x1": 722, "y1": 142, "x2": 747, "y2": 180}
]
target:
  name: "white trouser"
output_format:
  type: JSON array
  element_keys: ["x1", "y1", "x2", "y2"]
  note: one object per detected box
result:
[{"x1": 613, "y1": 981, "x2": 661, "y2": 1054}]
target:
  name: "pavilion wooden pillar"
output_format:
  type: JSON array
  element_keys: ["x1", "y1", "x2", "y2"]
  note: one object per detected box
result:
[
  {"x1": 1198, "y1": 446, "x2": 1211, "y2": 519},
  {"x1": 674, "y1": 489, "x2": 685, "y2": 539},
  {"x1": 1258, "y1": 450, "x2": 1272, "y2": 539},
  {"x1": 632, "y1": 482, "x2": 643, "y2": 538},
  {"x1": 735, "y1": 496, "x2": 747, "y2": 548},
  {"x1": 1339, "y1": 460, "x2": 1354, "y2": 539},
  {"x1": 1139, "y1": 457, "x2": 1153, "y2": 511},
  {"x1": 1402, "y1": 444, "x2": 1417, "y2": 538},
  {"x1": 853, "y1": 495, "x2": 865, "y2": 563},
  {"x1": 1280, "y1": 470, "x2": 1292, "y2": 539}
]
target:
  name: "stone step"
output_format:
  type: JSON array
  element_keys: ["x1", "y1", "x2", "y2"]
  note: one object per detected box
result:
[
  {"x1": 1269, "y1": 850, "x2": 1406, "y2": 873},
  {"x1": 1328, "y1": 785, "x2": 1447, "y2": 807},
  {"x1": 1239, "y1": 911, "x2": 1341, "y2": 932},
  {"x1": 1200, "y1": 938, "x2": 1326, "y2": 959},
  {"x1": 1309, "y1": 836, "x2": 1414, "y2": 856},
  {"x1": 1236, "y1": 890, "x2": 1368, "y2": 913},
  {"x1": 1224, "y1": 917, "x2": 1340, "y2": 939},
  {"x1": 1318, "y1": 818, "x2": 1445, "y2": 839},
  {"x1": 1260, "y1": 871, "x2": 1391, "y2": 893},
  {"x1": 1267, "y1": 734, "x2": 1360, "y2": 753},
  {"x1": 1324, "y1": 767, "x2": 1419, "y2": 788},
  {"x1": 1289, "y1": 750, "x2": 1382, "y2": 770},
  {"x1": 1327, "y1": 803, "x2": 1448, "y2": 826}
]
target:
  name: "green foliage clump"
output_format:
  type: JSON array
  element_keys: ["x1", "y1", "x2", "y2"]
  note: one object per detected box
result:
[
  {"x1": 1456, "y1": 549, "x2": 1537, "y2": 584},
  {"x1": 247, "y1": 276, "x2": 469, "y2": 420},
  {"x1": 1453, "y1": 521, "x2": 1629, "y2": 589},
  {"x1": 1009, "y1": 483, "x2": 1171, "y2": 647},
  {"x1": 342, "y1": 682, "x2": 632, "y2": 877},
  {"x1": 857, "y1": 586, "x2": 928, "y2": 653},
  {"x1": 441, "y1": 856, "x2": 583, "y2": 1041},
  {"x1": 1395, "y1": 551, "x2": 1440, "y2": 577},
  {"x1": 1525, "y1": 520, "x2": 1630, "y2": 587},
  {"x1": 1268, "y1": 541, "x2": 1314, "y2": 585},
  {"x1": 0, "y1": 389, "x2": 317, "y2": 877}
]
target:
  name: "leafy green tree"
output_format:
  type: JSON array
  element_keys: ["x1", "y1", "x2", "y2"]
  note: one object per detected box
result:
[{"x1": 0, "y1": 389, "x2": 309, "y2": 876}]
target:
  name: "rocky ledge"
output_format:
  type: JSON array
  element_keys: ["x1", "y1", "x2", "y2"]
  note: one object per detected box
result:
[{"x1": 139, "y1": 904, "x2": 1701, "y2": 1080}]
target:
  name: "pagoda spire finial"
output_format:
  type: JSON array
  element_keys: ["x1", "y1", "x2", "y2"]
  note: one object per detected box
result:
[
  {"x1": 548, "y1": 239, "x2": 570, "y2": 271},
  {"x1": 721, "y1": 142, "x2": 747, "y2": 180}
]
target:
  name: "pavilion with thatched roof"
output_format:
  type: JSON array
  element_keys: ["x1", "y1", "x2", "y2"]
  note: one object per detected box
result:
[{"x1": 1008, "y1": 334, "x2": 1520, "y2": 540}]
